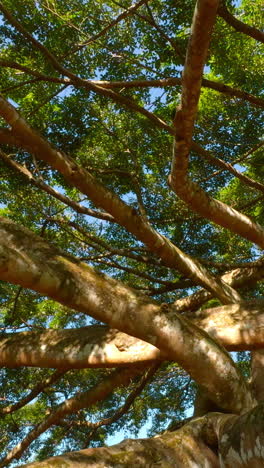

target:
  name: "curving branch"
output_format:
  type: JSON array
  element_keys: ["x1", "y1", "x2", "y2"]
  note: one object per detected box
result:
[
  {"x1": 0, "y1": 59, "x2": 67, "y2": 84},
  {"x1": 0, "y1": 365, "x2": 146, "y2": 467},
  {"x1": 0, "y1": 5, "x2": 172, "y2": 135},
  {"x1": 0, "y1": 96, "x2": 241, "y2": 305},
  {"x1": 3, "y1": 411, "x2": 238, "y2": 467},
  {"x1": 71, "y1": 0, "x2": 152, "y2": 52},
  {"x1": 201, "y1": 141, "x2": 264, "y2": 183},
  {"x1": 193, "y1": 141, "x2": 264, "y2": 195},
  {"x1": 175, "y1": 262, "x2": 264, "y2": 312},
  {"x1": 218, "y1": 1, "x2": 264, "y2": 43},
  {"x1": 0, "y1": 216, "x2": 253, "y2": 414},
  {"x1": 168, "y1": 0, "x2": 264, "y2": 249},
  {"x1": 61, "y1": 362, "x2": 159, "y2": 443}
]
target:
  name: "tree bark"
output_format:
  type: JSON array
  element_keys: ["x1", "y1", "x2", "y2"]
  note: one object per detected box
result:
[{"x1": 0, "y1": 216, "x2": 253, "y2": 414}]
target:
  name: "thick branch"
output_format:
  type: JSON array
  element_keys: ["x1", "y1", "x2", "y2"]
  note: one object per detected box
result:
[
  {"x1": 1, "y1": 301, "x2": 264, "y2": 370},
  {"x1": 219, "y1": 402, "x2": 264, "y2": 466},
  {"x1": 16, "y1": 412, "x2": 234, "y2": 468},
  {"x1": 218, "y1": 2, "x2": 264, "y2": 43},
  {"x1": 191, "y1": 300, "x2": 264, "y2": 351},
  {"x1": 0, "y1": 326, "x2": 162, "y2": 369},
  {"x1": 0, "y1": 96, "x2": 241, "y2": 305},
  {"x1": 175, "y1": 263, "x2": 264, "y2": 312},
  {"x1": 169, "y1": 0, "x2": 264, "y2": 249},
  {"x1": 171, "y1": 0, "x2": 220, "y2": 164},
  {"x1": 0, "y1": 217, "x2": 253, "y2": 414}
]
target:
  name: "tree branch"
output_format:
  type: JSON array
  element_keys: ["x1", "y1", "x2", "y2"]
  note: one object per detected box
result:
[
  {"x1": 0, "y1": 150, "x2": 115, "y2": 223},
  {"x1": 1, "y1": 300, "x2": 264, "y2": 370},
  {"x1": 200, "y1": 141, "x2": 264, "y2": 183},
  {"x1": 71, "y1": 0, "x2": 152, "y2": 52},
  {"x1": 0, "y1": 365, "x2": 146, "y2": 467},
  {"x1": 0, "y1": 326, "x2": 163, "y2": 369},
  {"x1": 218, "y1": 1, "x2": 264, "y2": 43},
  {"x1": 0, "y1": 370, "x2": 66, "y2": 415},
  {"x1": 88, "y1": 76, "x2": 264, "y2": 108},
  {"x1": 175, "y1": 262, "x2": 264, "y2": 312},
  {"x1": 0, "y1": 96, "x2": 241, "y2": 305},
  {"x1": 0, "y1": 59, "x2": 67, "y2": 84},
  {"x1": 168, "y1": 0, "x2": 264, "y2": 249},
  {"x1": 62, "y1": 362, "x2": 160, "y2": 446},
  {"x1": 0, "y1": 216, "x2": 253, "y2": 414},
  {"x1": 193, "y1": 141, "x2": 264, "y2": 195}
]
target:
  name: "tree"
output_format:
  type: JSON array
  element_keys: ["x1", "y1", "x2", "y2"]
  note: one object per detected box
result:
[{"x1": 0, "y1": 0, "x2": 263, "y2": 465}]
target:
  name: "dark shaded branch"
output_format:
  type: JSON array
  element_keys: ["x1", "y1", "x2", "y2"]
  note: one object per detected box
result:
[
  {"x1": 0, "y1": 150, "x2": 115, "y2": 223},
  {"x1": 0, "y1": 370, "x2": 66, "y2": 415},
  {"x1": 88, "y1": 76, "x2": 264, "y2": 108},
  {"x1": 0, "y1": 59, "x2": 67, "y2": 84},
  {"x1": 72, "y1": 0, "x2": 152, "y2": 51},
  {"x1": 0, "y1": 365, "x2": 146, "y2": 467},
  {"x1": 63, "y1": 362, "x2": 160, "y2": 446},
  {"x1": 0, "y1": 5, "x2": 172, "y2": 135},
  {"x1": 201, "y1": 141, "x2": 264, "y2": 183},
  {"x1": 218, "y1": 1, "x2": 264, "y2": 43},
  {"x1": 193, "y1": 141, "x2": 264, "y2": 195}
]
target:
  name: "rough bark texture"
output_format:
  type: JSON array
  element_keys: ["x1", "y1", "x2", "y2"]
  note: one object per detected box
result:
[
  {"x1": 0, "y1": 216, "x2": 253, "y2": 414},
  {"x1": 1, "y1": 301, "x2": 264, "y2": 370},
  {"x1": 219, "y1": 403, "x2": 264, "y2": 467}
]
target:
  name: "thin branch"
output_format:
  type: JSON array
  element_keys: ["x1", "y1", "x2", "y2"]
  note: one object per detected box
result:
[
  {"x1": 0, "y1": 77, "x2": 42, "y2": 94},
  {"x1": 218, "y1": 1, "x2": 264, "y2": 43},
  {"x1": 71, "y1": 0, "x2": 152, "y2": 52},
  {"x1": 0, "y1": 150, "x2": 115, "y2": 223},
  {"x1": 201, "y1": 141, "x2": 264, "y2": 183},
  {"x1": 0, "y1": 6, "x2": 173, "y2": 134},
  {"x1": 89, "y1": 76, "x2": 264, "y2": 108},
  {"x1": 134, "y1": 3, "x2": 185, "y2": 60},
  {"x1": 193, "y1": 141, "x2": 264, "y2": 195},
  {"x1": 91, "y1": 256, "x2": 178, "y2": 286},
  {"x1": 0, "y1": 370, "x2": 66, "y2": 415},
  {"x1": 0, "y1": 59, "x2": 67, "y2": 84},
  {"x1": 26, "y1": 84, "x2": 69, "y2": 117},
  {"x1": 65, "y1": 362, "x2": 160, "y2": 447},
  {"x1": 0, "y1": 366, "x2": 146, "y2": 467}
]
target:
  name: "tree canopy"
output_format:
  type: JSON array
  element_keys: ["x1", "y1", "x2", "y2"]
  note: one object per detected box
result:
[{"x1": 0, "y1": 0, "x2": 263, "y2": 466}]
